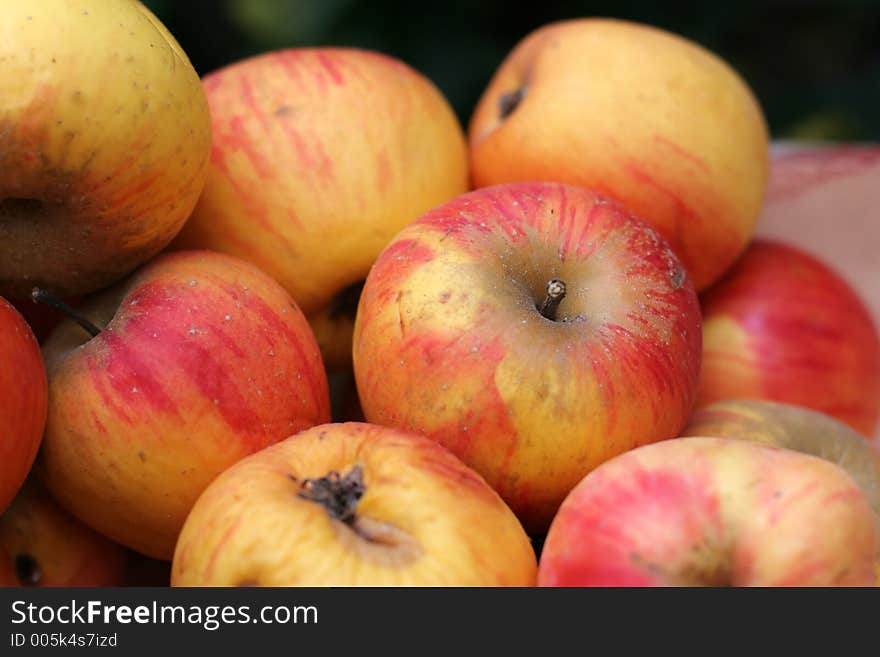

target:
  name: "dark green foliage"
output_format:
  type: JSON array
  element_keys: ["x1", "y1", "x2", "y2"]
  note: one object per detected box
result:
[{"x1": 143, "y1": 0, "x2": 880, "y2": 140}]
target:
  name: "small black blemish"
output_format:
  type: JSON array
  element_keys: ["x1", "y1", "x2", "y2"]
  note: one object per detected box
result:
[
  {"x1": 274, "y1": 105, "x2": 294, "y2": 117},
  {"x1": 670, "y1": 266, "x2": 686, "y2": 290},
  {"x1": 138, "y1": 451, "x2": 146, "y2": 462},
  {"x1": 439, "y1": 291, "x2": 451, "y2": 304}
]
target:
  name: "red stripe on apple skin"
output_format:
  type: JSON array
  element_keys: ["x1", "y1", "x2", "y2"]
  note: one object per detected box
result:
[
  {"x1": 355, "y1": 239, "x2": 436, "y2": 331},
  {"x1": 237, "y1": 73, "x2": 271, "y2": 133},
  {"x1": 270, "y1": 50, "x2": 307, "y2": 90},
  {"x1": 83, "y1": 273, "x2": 327, "y2": 447},
  {"x1": 214, "y1": 285, "x2": 329, "y2": 418},
  {"x1": 653, "y1": 135, "x2": 711, "y2": 174},
  {"x1": 316, "y1": 51, "x2": 345, "y2": 86},
  {"x1": 539, "y1": 462, "x2": 722, "y2": 586},
  {"x1": 594, "y1": 324, "x2": 698, "y2": 420},
  {"x1": 400, "y1": 332, "x2": 517, "y2": 469},
  {"x1": 203, "y1": 516, "x2": 243, "y2": 582}
]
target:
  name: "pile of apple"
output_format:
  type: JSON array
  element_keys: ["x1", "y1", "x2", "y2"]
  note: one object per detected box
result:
[{"x1": 2, "y1": 0, "x2": 879, "y2": 588}]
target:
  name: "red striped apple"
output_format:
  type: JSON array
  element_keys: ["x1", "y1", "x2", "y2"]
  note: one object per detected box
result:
[
  {"x1": 0, "y1": 0, "x2": 212, "y2": 299},
  {"x1": 538, "y1": 437, "x2": 878, "y2": 586},
  {"x1": 683, "y1": 398, "x2": 880, "y2": 585},
  {"x1": 170, "y1": 47, "x2": 469, "y2": 371},
  {"x1": 353, "y1": 182, "x2": 703, "y2": 534},
  {"x1": 698, "y1": 239, "x2": 880, "y2": 439},
  {"x1": 468, "y1": 18, "x2": 769, "y2": 291},
  {"x1": 0, "y1": 480, "x2": 128, "y2": 587},
  {"x1": 0, "y1": 297, "x2": 46, "y2": 513},
  {"x1": 37, "y1": 250, "x2": 331, "y2": 559},
  {"x1": 757, "y1": 144, "x2": 880, "y2": 443},
  {"x1": 172, "y1": 423, "x2": 537, "y2": 586}
]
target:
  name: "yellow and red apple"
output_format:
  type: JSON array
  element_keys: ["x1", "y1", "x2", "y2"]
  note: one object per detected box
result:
[
  {"x1": 172, "y1": 423, "x2": 537, "y2": 586},
  {"x1": 0, "y1": 0, "x2": 212, "y2": 299},
  {"x1": 468, "y1": 18, "x2": 769, "y2": 291},
  {"x1": 37, "y1": 250, "x2": 331, "y2": 559},
  {"x1": 698, "y1": 239, "x2": 880, "y2": 438},
  {"x1": 170, "y1": 47, "x2": 469, "y2": 371},
  {"x1": 538, "y1": 437, "x2": 878, "y2": 586},
  {"x1": 353, "y1": 182, "x2": 703, "y2": 534},
  {"x1": 0, "y1": 298, "x2": 46, "y2": 514}
]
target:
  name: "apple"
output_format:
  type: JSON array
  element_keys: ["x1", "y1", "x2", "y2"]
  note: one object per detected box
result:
[
  {"x1": 0, "y1": 479, "x2": 128, "y2": 587},
  {"x1": 538, "y1": 436, "x2": 878, "y2": 586},
  {"x1": 352, "y1": 182, "x2": 702, "y2": 534},
  {"x1": 37, "y1": 250, "x2": 331, "y2": 560},
  {"x1": 683, "y1": 399, "x2": 880, "y2": 521},
  {"x1": 468, "y1": 18, "x2": 769, "y2": 291},
  {"x1": 698, "y1": 239, "x2": 880, "y2": 438},
  {"x1": 171, "y1": 422, "x2": 537, "y2": 586},
  {"x1": 0, "y1": 297, "x2": 47, "y2": 513},
  {"x1": 758, "y1": 143, "x2": 880, "y2": 442},
  {"x1": 0, "y1": 0, "x2": 212, "y2": 299},
  {"x1": 169, "y1": 47, "x2": 469, "y2": 370}
]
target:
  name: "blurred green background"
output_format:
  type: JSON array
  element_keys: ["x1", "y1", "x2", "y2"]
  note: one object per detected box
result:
[{"x1": 143, "y1": 0, "x2": 880, "y2": 141}]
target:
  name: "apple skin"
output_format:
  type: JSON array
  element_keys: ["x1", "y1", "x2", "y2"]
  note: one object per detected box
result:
[
  {"x1": 0, "y1": 0, "x2": 212, "y2": 299},
  {"x1": 0, "y1": 480, "x2": 128, "y2": 587},
  {"x1": 171, "y1": 422, "x2": 537, "y2": 586},
  {"x1": 0, "y1": 297, "x2": 47, "y2": 514},
  {"x1": 758, "y1": 144, "x2": 880, "y2": 443},
  {"x1": 683, "y1": 399, "x2": 880, "y2": 518},
  {"x1": 698, "y1": 239, "x2": 880, "y2": 439},
  {"x1": 538, "y1": 437, "x2": 878, "y2": 587},
  {"x1": 169, "y1": 47, "x2": 469, "y2": 368},
  {"x1": 352, "y1": 182, "x2": 702, "y2": 534},
  {"x1": 468, "y1": 18, "x2": 769, "y2": 291},
  {"x1": 38, "y1": 250, "x2": 331, "y2": 560}
]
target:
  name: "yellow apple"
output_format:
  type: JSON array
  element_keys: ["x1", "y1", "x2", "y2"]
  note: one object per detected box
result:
[
  {"x1": 469, "y1": 18, "x2": 769, "y2": 290},
  {"x1": 170, "y1": 47, "x2": 468, "y2": 369},
  {"x1": 0, "y1": 0, "x2": 211, "y2": 298},
  {"x1": 172, "y1": 423, "x2": 537, "y2": 586}
]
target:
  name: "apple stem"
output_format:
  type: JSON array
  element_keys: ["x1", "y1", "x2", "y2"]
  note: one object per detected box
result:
[
  {"x1": 30, "y1": 287, "x2": 101, "y2": 338},
  {"x1": 538, "y1": 278, "x2": 567, "y2": 321},
  {"x1": 294, "y1": 464, "x2": 366, "y2": 524}
]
